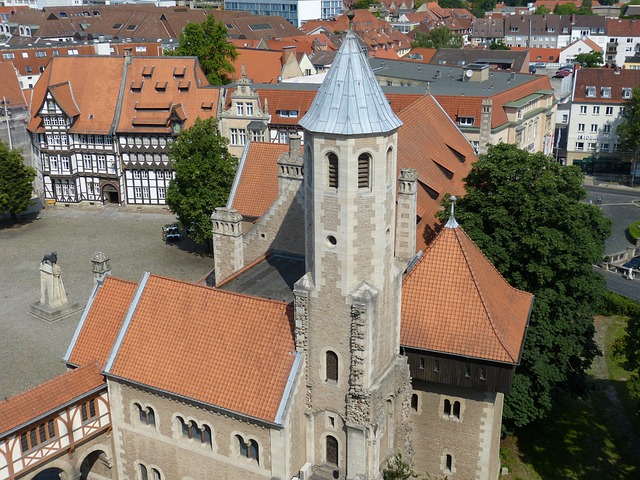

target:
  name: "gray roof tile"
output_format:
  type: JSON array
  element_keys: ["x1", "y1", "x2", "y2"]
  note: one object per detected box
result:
[{"x1": 300, "y1": 30, "x2": 402, "y2": 135}]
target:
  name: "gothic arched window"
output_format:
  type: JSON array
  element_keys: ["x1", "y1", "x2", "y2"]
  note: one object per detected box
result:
[
  {"x1": 326, "y1": 350, "x2": 338, "y2": 382},
  {"x1": 358, "y1": 153, "x2": 371, "y2": 189}
]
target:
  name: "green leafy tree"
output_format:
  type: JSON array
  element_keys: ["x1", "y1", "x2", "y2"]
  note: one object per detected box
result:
[
  {"x1": 489, "y1": 39, "x2": 509, "y2": 50},
  {"x1": 579, "y1": 0, "x2": 594, "y2": 14},
  {"x1": 574, "y1": 51, "x2": 603, "y2": 67},
  {"x1": 616, "y1": 86, "x2": 640, "y2": 155},
  {"x1": 440, "y1": 144, "x2": 611, "y2": 428},
  {"x1": 166, "y1": 118, "x2": 236, "y2": 248},
  {"x1": 0, "y1": 141, "x2": 36, "y2": 224},
  {"x1": 383, "y1": 454, "x2": 420, "y2": 480},
  {"x1": 534, "y1": 5, "x2": 551, "y2": 14},
  {"x1": 554, "y1": 2, "x2": 579, "y2": 14},
  {"x1": 412, "y1": 27, "x2": 464, "y2": 49},
  {"x1": 615, "y1": 314, "x2": 640, "y2": 403},
  {"x1": 166, "y1": 15, "x2": 237, "y2": 86}
]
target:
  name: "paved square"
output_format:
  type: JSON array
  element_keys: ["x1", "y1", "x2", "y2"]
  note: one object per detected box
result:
[{"x1": 0, "y1": 205, "x2": 213, "y2": 399}]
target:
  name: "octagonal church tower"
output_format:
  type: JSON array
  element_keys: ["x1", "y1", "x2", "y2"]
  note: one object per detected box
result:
[{"x1": 295, "y1": 16, "x2": 411, "y2": 479}]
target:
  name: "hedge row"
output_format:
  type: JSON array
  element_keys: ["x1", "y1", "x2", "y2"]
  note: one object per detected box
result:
[
  {"x1": 629, "y1": 221, "x2": 640, "y2": 241},
  {"x1": 599, "y1": 290, "x2": 640, "y2": 317}
]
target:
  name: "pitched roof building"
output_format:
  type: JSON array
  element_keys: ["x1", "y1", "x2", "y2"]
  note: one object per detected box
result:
[{"x1": 8, "y1": 21, "x2": 532, "y2": 480}]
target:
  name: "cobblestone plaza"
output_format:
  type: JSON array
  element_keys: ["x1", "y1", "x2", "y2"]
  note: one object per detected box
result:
[{"x1": 0, "y1": 205, "x2": 213, "y2": 399}]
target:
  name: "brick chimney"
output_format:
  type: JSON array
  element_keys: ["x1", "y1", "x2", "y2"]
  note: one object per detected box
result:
[{"x1": 282, "y1": 46, "x2": 298, "y2": 66}]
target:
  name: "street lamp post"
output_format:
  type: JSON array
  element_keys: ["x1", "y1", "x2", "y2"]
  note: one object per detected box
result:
[{"x1": 1, "y1": 96, "x2": 11, "y2": 150}]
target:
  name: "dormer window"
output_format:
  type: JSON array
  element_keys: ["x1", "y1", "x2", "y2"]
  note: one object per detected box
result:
[
  {"x1": 601, "y1": 87, "x2": 611, "y2": 98},
  {"x1": 458, "y1": 117, "x2": 474, "y2": 126},
  {"x1": 586, "y1": 86, "x2": 596, "y2": 98},
  {"x1": 622, "y1": 88, "x2": 633, "y2": 99}
]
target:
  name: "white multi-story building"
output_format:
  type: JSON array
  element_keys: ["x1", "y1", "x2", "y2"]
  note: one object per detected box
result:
[
  {"x1": 566, "y1": 68, "x2": 640, "y2": 171},
  {"x1": 223, "y1": 0, "x2": 338, "y2": 26}
]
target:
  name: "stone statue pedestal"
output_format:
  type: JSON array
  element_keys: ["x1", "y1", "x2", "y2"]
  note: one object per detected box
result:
[{"x1": 29, "y1": 263, "x2": 81, "y2": 322}]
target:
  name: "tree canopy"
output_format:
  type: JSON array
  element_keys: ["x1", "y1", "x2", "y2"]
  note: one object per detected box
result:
[
  {"x1": 441, "y1": 144, "x2": 611, "y2": 428},
  {"x1": 616, "y1": 86, "x2": 640, "y2": 154},
  {"x1": 554, "y1": 3, "x2": 579, "y2": 14},
  {"x1": 0, "y1": 141, "x2": 36, "y2": 224},
  {"x1": 166, "y1": 15, "x2": 237, "y2": 86},
  {"x1": 412, "y1": 27, "x2": 464, "y2": 49},
  {"x1": 534, "y1": 5, "x2": 551, "y2": 14},
  {"x1": 574, "y1": 51, "x2": 604, "y2": 68},
  {"x1": 489, "y1": 39, "x2": 509, "y2": 50},
  {"x1": 166, "y1": 118, "x2": 236, "y2": 247}
]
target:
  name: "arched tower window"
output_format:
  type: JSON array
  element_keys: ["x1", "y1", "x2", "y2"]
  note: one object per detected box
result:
[
  {"x1": 386, "y1": 147, "x2": 394, "y2": 186},
  {"x1": 139, "y1": 464, "x2": 148, "y2": 480},
  {"x1": 358, "y1": 153, "x2": 371, "y2": 189},
  {"x1": 326, "y1": 435, "x2": 338, "y2": 466},
  {"x1": 326, "y1": 350, "x2": 338, "y2": 382},
  {"x1": 327, "y1": 153, "x2": 338, "y2": 189},
  {"x1": 411, "y1": 394, "x2": 419, "y2": 412}
]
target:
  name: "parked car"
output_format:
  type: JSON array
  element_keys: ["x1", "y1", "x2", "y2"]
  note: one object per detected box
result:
[
  {"x1": 559, "y1": 65, "x2": 574, "y2": 71},
  {"x1": 553, "y1": 70, "x2": 571, "y2": 78},
  {"x1": 162, "y1": 222, "x2": 182, "y2": 241},
  {"x1": 529, "y1": 65, "x2": 537, "y2": 74}
]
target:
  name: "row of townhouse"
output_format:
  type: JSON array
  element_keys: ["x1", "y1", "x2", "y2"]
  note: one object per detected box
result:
[
  {"x1": 472, "y1": 15, "x2": 640, "y2": 68},
  {"x1": 28, "y1": 54, "x2": 221, "y2": 206},
  {"x1": 564, "y1": 68, "x2": 640, "y2": 171}
]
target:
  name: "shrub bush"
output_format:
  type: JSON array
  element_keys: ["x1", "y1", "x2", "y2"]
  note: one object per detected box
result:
[
  {"x1": 629, "y1": 221, "x2": 640, "y2": 241},
  {"x1": 599, "y1": 290, "x2": 640, "y2": 317}
]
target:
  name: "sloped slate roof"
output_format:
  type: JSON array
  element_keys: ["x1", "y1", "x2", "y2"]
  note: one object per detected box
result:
[
  {"x1": 300, "y1": 30, "x2": 402, "y2": 135},
  {"x1": 401, "y1": 222, "x2": 533, "y2": 364}
]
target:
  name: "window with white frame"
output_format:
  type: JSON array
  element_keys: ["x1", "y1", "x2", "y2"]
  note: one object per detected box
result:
[
  {"x1": 133, "y1": 170, "x2": 141, "y2": 179},
  {"x1": 134, "y1": 187, "x2": 142, "y2": 199},
  {"x1": 141, "y1": 170, "x2": 148, "y2": 179},
  {"x1": 579, "y1": 106, "x2": 587, "y2": 114},
  {"x1": 588, "y1": 142, "x2": 596, "y2": 151},
  {"x1": 236, "y1": 102, "x2": 244, "y2": 116},
  {"x1": 601, "y1": 87, "x2": 611, "y2": 98},
  {"x1": 622, "y1": 88, "x2": 633, "y2": 99},
  {"x1": 614, "y1": 143, "x2": 621, "y2": 151},
  {"x1": 83, "y1": 155, "x2": 92, "y2": 169},
  {"x1": 97, "y1": 155, "x2": 106, "y2": 169},
  {"x1": 591, "y1": 124, "x2": 598, "y2": 133},
  {"x1": 143, "y1": 187, "x2": 149, "y2": 199},
  {"x1": 586, "y1": 86, "x2": 596, "y2": 97},
  {"x1": 603, "y1": 124, "x2": 611, "y2": 133},
  {"x1": 50, "y1": 155, "x2": 59, "y2": 170},
  {"x1": 575, "y1": 142, "x2": 584, "y2": 151},
  {"x1": 158, "y1": 187, "x2": 166, "y2": 199},
  {"x1": 593, "y1": 106, "x2": 600, "y2": 115},
  {"x1": 562, "y1": 114, "x2": 569, "y2": 123},
  {"x1": 600, "y1": 143, "x2": 610, "y2": 151},
  {"x1": 606, "y1": 106, "x2": 614, "y2": 115},
  {"x1": 578, "y1": 123, "x2": 585, "y2": 132},
  {"x1": 61, "y1": 157, "x2": 70, "y2": 170},
  {"x1": 458, "y1": 117, "x2": 474, "y2": 126},
  {"x1": 246, "y1": 103, "x2": 254, "y2": 115}
]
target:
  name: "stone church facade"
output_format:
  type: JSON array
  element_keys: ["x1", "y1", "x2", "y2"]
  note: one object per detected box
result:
[{"x1": 0, "y1": 21, "x2": 532, "y2": 480}]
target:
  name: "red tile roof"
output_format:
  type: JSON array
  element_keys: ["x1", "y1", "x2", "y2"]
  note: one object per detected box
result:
[
  {"x1": 116, "y1": 56, "x2": 219, "y2": 134},
  {"x1": 573, "y1": 68, "x2": 640, "y2": 103},
  {"x1": 401, "y1": 225, "x2": 532, "y2": 363},
  {"x1": 397, "y1": 94, "x2": 478, "y2": 249},
  {"x1": 232, "y1": 49, "x2": 284, "y2": 84},
  {"x1": 28, "y1": 56, "x2": 126, "y2": 134},
  {"x1": 65, "y1": 276, "x2": 138, "y2": 369},
  {"x1": 0, "y1": 63, "x2": 27, "y2": 110},
  {"x1": 0, "y1": 364, "x2": 105, "y2": 437},
  {"x1": 511, "y1": 47, "x2": 561, "y2": 63},
  {"x1": 105, "y1": 274, "x2": 296, "y2": 423},
  {"x1": 230, "y1": 142, "x2": 290, "y2": 218}
]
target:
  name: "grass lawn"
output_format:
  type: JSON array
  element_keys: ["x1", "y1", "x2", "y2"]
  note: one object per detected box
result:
[{"x1": 500, "y1": 316, "x2": 640, "y2": 479}]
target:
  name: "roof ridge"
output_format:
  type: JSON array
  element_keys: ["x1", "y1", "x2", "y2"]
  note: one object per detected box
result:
[
  {"x1": 147, "y1": 272, "x2": 291, "y2": 306},
  {"x1": 454, "y1": 228, "x2": 517, "y2": 362},
  {"x1": 0, "y1": 362, "x2": 101, "y2": 405}
]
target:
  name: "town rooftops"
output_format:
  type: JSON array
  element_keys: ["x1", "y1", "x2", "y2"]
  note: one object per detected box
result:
[
  {"x1": 300, "y1": 30, "x2": 402, "y2": 136},
  {"x1": 0, "y1": 363, "x2": 105, "y2": 438},
  {"x1": 573, "y1": 68, "x2": 640, "y2": 103},
  {"x1": 401, "y1": 216, "x2": 533, "y2": 364},
  {"x1": 101, "y1": 273, "x2": 297, "y2": 424}
]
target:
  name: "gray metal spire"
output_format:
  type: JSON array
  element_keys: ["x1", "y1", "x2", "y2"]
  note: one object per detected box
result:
[
  {"x1": 299, "y1": 30, "x2": 402, "y2": 135},
  {"x1": 445, "y1": 195, "x2": 459, "y2": 229}
]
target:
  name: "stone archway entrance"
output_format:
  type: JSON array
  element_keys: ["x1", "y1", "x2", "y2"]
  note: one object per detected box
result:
[
  {"x1": 102, "y1": 184, "x2": 119, "y2": 204},
  {"x1": 80, "y1": 450, "x2": 112, "y2": 479},
  {"x1": 33, "y1": 467, "x2": 66, "y2": 480}
]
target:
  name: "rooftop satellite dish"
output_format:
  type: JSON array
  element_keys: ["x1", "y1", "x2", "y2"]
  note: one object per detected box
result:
[{"x1": 465, "y1": 69, "x2": 473, "y2": 78}]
